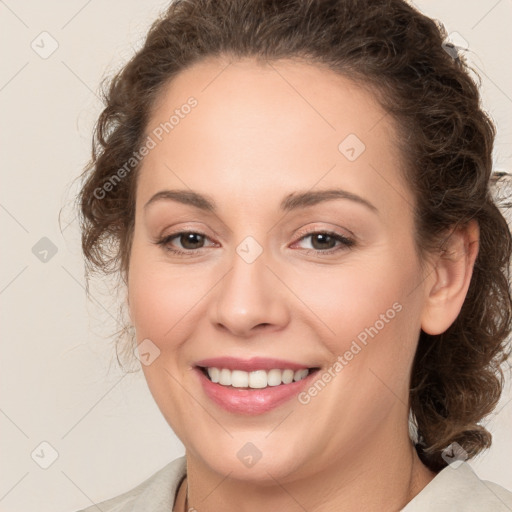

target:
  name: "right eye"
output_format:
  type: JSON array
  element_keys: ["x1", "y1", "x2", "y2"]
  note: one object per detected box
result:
[{"x1": 155, "y1": 231, "x2": 217, "y2": 255}]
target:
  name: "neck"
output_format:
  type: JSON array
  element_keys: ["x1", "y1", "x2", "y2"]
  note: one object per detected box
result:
[{"x1": 175, "y1": 418, "x2": 436, "y2": 512}]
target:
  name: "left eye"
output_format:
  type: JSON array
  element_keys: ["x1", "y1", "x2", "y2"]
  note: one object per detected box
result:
[{"x1": 294, "y1": 232, "x2": 354, "y2": 251}]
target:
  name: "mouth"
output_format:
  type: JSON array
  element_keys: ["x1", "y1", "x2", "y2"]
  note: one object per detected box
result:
[
  {"x1": 197, "y1": 366, "x2": 320, "y2": 390},
  {"x1": 193, "y1": 357, "x2": 321, "y2": 414}
]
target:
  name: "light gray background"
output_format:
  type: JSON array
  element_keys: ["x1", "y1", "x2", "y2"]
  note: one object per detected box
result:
[{"x1": 1, "y1": 1, "x2": 511, "y2": 511}]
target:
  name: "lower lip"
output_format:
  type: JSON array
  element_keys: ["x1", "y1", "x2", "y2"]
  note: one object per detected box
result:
[{"x1": 195, "y1": 367, "x2": 318, "y2": 415}]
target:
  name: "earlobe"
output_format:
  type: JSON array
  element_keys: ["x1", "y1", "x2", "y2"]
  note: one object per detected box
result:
[{"x1": 420, "y1": 220, "x2": 479, "y2": 335}]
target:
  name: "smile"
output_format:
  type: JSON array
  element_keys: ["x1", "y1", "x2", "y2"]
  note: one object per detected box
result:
[
  {"x1": 202, "y1": 367, "x2": 311, "y2": 389},
  {"x1": 194, "y1": 357, "x2": 321, "y2": 414}
]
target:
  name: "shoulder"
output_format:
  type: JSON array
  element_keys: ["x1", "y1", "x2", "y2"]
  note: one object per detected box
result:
[
  {"x1": 402, "y1": 461, "x2": 512, "y2": 511},
  {"x1": 73, "y1": 456, "x2": 187, "y2": 512}
]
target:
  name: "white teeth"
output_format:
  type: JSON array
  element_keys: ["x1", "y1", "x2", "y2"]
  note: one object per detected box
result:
[
  {"x1": 249, "y1": 370, "x2": 267, "y2": 389},
  {"x1": 219, "y1": 368, "x2": 231, "y2": 386},
  {"x1": 282, "y1": 369, "x2": 294, "y2": 384},
  {"x1": 208, "y1": 367, "x2": 220, "y2": 383},
  {"x1": 231, "y1": 370, "x2": 249, "y2": 388},
  {"x1": 205, "y1": 367, "x2": 311, "y2": 388},
  {"x1": 267, "y1": 369, "x2": 282, "y2": 386},
  {"x1": 294, "y1": 369, "x2": 309, "y2": 381}
]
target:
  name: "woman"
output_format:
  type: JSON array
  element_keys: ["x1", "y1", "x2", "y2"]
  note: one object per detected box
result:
[{"x1": 75, "y1": 0, "x2": 512, "y2": 510}]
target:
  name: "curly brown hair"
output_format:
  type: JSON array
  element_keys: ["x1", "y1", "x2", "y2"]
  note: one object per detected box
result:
[{"x1": 77, "y1": 0, "x2": 512, "y2": 472}]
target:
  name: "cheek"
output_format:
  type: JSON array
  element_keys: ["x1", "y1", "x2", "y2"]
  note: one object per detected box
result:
[
  {"x1": 292, "y1": 255, "x2": 418, "y2": 353},
  {"x1": 128, "y1": 264, "x2": 206, "y2": 342},
  {"x1": 127, "y1": 235, "x2": 224, "y2": 353},
  {"x1": 293, "y1": 250, "x2": 422, "y2": 408},
  {"x1": 289, "y1": 264, "x2": 420, "y2": 444}
]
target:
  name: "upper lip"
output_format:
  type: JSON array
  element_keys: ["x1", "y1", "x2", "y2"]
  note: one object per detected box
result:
[{"x1": 195, "y1": 356, "x2": 318, "y2": 372}]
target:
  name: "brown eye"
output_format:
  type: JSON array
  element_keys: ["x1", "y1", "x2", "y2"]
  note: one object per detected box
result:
[
  {"x1": 294, "y1": 231, "x2": 354, "y2": 253},
  {"x1": 178, "y1": 232, "x2": 206, "y2": 250},
  {"x1": 310, "y1": 233, "x2": 337, "y2": 250},
  {"x1": 155, "y1": 231, "x2": 216, "y2": 255}
]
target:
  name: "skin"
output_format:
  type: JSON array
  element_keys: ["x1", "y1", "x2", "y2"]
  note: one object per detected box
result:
[{"x1": 127, "y1": 56, "x2": 479, "y2": 511}]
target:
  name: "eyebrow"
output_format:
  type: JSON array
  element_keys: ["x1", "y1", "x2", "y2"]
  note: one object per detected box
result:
[{"x1": 144, "y1": 188, "x2": 378, "y2": 214}]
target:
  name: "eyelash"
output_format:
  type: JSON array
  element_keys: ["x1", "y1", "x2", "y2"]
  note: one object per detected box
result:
[{"x1": 155, "y1": 230, "x2": 355, "y2": 257}]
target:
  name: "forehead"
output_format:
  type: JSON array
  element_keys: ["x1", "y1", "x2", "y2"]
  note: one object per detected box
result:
[{"x1": 137, "y1": 57, "x2": 412, "y2": 218}]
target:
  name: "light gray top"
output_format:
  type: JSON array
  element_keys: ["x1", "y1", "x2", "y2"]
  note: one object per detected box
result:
[{"x1": 76, "y1": 456, "x2": 512, "y2": 511}]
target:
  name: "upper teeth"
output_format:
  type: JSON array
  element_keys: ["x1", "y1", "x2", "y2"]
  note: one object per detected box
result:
[{"x1": 206, "y1": 368, "x2": 310, "y2": 388}]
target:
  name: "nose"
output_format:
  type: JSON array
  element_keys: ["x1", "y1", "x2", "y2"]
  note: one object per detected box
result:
[{"x1": 210, "y1": 248, "x2": 290, "y2": 337}]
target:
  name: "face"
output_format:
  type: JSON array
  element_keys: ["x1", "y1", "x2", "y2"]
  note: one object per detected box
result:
[{"x1": 128, "y1": 57, "x2": 428, "y2": 482}]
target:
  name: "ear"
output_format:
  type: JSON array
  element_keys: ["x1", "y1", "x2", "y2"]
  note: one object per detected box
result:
[{"x1": 420, "y1": 219, "x2": 479, "y2": 335}]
